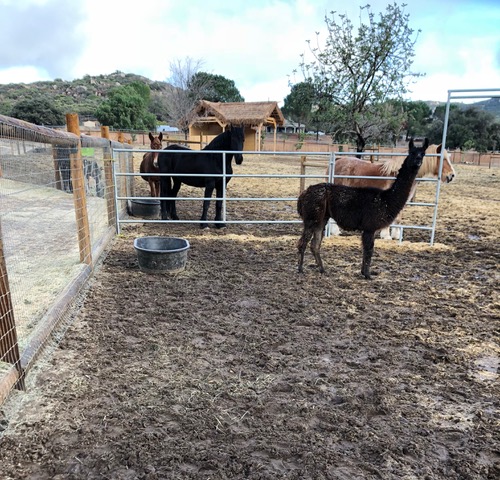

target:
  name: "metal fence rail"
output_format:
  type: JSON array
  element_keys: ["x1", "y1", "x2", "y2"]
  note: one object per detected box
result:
[{"x1": 113, "y1": 148, "x2": 444, "y2": 243}]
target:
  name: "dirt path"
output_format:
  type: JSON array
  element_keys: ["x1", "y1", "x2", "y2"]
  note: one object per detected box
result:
[{"x1": 0, "y1": 160, "x2": 498, "y2": 479}]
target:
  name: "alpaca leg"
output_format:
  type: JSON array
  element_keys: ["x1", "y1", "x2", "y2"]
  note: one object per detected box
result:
[
  {"x1": 297, "y1": 228, "x2": 314, "y2": 273},
  {"x1": 310, "y1": 225, "x2": 327, "y2": 273},
  {"x1": 361, "y1": 231, "x2": 376, "y2": 279}
]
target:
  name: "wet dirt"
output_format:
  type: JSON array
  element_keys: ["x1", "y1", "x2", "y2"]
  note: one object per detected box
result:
[{"x1": 0, "y1": 158, "x2": 499, "y2": 479}]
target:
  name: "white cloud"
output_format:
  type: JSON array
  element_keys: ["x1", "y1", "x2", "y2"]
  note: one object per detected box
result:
[
  {"x1": 0, "y1": 0, "x2": 498, "y2": 104},
  {"x1": 0, "y1": 66, "x2": 50, "y2": 84}
]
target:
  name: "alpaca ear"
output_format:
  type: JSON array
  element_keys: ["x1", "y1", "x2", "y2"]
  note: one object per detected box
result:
[
  {"x1": 436, "y1": 143, "x2": 442, "y2": 153},
  {"x1": 409, "y1": 138, "x2": 414, "y2": 150},
  {"x1": 149, "y1": 132, "x2": 154, "y2": 141},
  {"x1": 158, "y1": 132, "x2": 163, "y2": 142},
  {"x1": 423, "y1": 138, "x2": 429, "y2": 151}
]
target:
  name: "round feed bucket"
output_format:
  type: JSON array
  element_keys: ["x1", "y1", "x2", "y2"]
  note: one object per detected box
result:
[
  {"x1": 134, "y1": 236, "x2": 190, "y2": 274},
  {"x1": 128, "y1": 199, "x2": 160, "y2": 218}
]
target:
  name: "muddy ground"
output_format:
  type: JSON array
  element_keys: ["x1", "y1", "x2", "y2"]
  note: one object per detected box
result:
[{"x1": 0, "y1": 156, "x2": 499, "y2": 479}]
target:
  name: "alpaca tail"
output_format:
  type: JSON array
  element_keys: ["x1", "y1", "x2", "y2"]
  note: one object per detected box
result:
[
  {"x1": 297, "y1": 190, "x2": 306, "y2": 218},
  {"x1": 297, "y1": 183, "x2": 330, "y2": 220}
]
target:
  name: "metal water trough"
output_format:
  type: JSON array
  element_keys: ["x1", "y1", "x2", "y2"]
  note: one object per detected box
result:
[{"x1": 134, "y1": 236, "x2": 190, "y2": 274}]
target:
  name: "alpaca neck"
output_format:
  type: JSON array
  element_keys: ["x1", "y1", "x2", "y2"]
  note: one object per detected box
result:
[{"x1": 382, "y1": 157, "x2": 419, "y2": 216}]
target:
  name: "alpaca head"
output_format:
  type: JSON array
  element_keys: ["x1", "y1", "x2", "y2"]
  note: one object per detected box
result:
[{"x1": 407, "y1": 137, "x2": 429, "y2": 170}]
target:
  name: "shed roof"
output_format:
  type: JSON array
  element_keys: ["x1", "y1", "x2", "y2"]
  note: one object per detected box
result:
[{"x1": 191, "y1": 100, "x2": 285, "y2": 127}]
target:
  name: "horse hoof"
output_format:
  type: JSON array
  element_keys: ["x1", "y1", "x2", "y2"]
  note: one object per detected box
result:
[
  {"x1": 215, "y1": 223, "x2": 227, "y2": 229},
  {"x1": 200, "y1": 224, "x2": 209, "y2": 230}
]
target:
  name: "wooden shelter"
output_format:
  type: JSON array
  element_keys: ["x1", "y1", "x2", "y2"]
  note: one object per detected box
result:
[{"x1": 188, "y1": 100, "x2": 285, "y2": 151}]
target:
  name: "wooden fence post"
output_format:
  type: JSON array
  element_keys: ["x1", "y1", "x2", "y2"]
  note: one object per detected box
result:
[
  {"x1": 52, "y1": 148, "x2": 63, "y2": 191},
  {"x1": 101, "y1": 126, "x2": 117, "y2": 229},
  {"x1": 299, "y1": 155, "x2": 306, "y2": 195},
  {"x1": 0, "y1": 219, "x2": 25, "y2": 391},
  {"x1": 66, "y1": 113, "x2": 92, "y2": 265}
]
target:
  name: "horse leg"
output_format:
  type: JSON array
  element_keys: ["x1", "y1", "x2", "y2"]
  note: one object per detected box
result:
[
  {"x1": 160, "y1": 176, "x2": 172, "y2": 220},
  {"x1": 200, "y1": 182, "x2": 215, "y2": 229},
  {"x1": 379, "y1": 226, "x2": 392, "y2": 240},
  {"x1": 169, "y1": 179, "x2": 181, "y2": 220},
  {"x1": 390, "y1": 212, "x2": 403, "y2": 240},
  {"x1": 361, "y1": 230, "x2": 376, "y2": 280},
  {"x1": 148, "y1": 180, "x2": 155, "y2": 198},
  {"x1": 391, "y1": 184, "x2": 416, "y2": 239},
  {"x1": 329, "y1": 221, "x2": 341, "y2": 236},
  {"x1": 214, "y1": 181, "x2": 226, "y2": 229}
]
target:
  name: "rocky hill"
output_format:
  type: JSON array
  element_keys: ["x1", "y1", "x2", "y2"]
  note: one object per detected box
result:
[
  {"x1": 0, "y1": 71, "x2": 171, "y2": 121},
  {"x1": 471, "y1": 96, "x2": 500, "y2": 117},
  {"x1": 1, "y1": 72, "x2": 498, "y2": 122}
]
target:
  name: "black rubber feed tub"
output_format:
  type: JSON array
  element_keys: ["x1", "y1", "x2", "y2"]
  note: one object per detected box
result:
[
  {"x1": 134, "y1": 236, "x2": 190, "y2": 274},
  {"x1": 128, "y1": 199, "x2": 160, "y2": 218}
]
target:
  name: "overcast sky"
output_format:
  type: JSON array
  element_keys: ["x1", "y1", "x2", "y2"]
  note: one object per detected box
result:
[{"x1": 0, "y1": 0, "x2": 499, "y2": 105}]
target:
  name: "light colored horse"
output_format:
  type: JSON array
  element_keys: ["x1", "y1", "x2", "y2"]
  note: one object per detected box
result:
[
  {"x1": 139, "y1": 132, "x2": 163, "y2": 197},
  {"x1": 327, "y1": 144, "x2": 456, "y2": 239}
]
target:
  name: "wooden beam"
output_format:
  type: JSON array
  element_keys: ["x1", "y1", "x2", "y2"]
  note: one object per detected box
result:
[
  {"x1": 0, "y1": 218, "x2": 24, "y2": 391},
  {"x1": 66, "y1": 113, "x2": 92, "y2": 265},
  {"x1": 101, "y1": 126, "x2": 116, "y2": 229}
]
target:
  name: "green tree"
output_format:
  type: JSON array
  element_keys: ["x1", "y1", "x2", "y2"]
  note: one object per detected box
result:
[
  {"x1": 95, "y1": 81, "x2": 156, "y2": 130},
  {"x1": 149, "y1": 91, "x2": 171, "y2": 121},
  {"x1": 299, "y1": 3, "x2": 422, "y2": 151},
  {"x1": 10, "y1": 96, "x2": 65, "y2": 125},
  {"x1": 189, "y1": 72, "x2": 244, "y2": 102},
  {"x1": 282, "y1": 81, "x2": 315, "y2": 130},
  {"x1": 426, "y1": 105, "x2": 500, "y2": 152},
  {"x1": 401, "y1": 100, "x2": 432, "y2": 139}
]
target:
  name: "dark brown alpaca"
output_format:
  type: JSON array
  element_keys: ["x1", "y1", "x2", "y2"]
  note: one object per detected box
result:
[
  {"x1": 297, "y1": 138, "x2": 429, "y2": 279},
  {"x1": 140, "y1": 132, "x2": 163, "y2": 197}
]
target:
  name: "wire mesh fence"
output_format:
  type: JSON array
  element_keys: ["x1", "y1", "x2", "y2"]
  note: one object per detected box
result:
[{"x1": 0, "y1": 114, "x2": 130, "y2": 402}]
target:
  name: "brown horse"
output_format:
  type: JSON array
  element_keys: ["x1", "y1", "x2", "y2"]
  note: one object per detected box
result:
[
  {"x1": 327, "y1": 144, "x2": 455, "y2": 239},
  {"x1": 140, "y1": 132, "x2": 163, "y2": 197}
]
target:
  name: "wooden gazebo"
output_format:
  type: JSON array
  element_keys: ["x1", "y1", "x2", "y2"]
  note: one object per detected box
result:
[{"x1": 188, "y1": 100, "x2": 285, "y2": 151}]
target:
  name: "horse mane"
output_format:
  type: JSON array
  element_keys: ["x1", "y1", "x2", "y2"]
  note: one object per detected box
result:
[
  {"x1": 204, "y1": 130, "x2": 230, "y2": 150},
  {"x1": 379, "y1": 144, "x2": 446, "y2": 178},
  {"x1": 379, "y1": 156, "x2": 405, "y2": 176}
]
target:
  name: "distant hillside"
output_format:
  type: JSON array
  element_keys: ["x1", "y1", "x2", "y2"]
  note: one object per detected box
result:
[
  {"x1": 425, "y1": 98, "x2": 500, "y2": 118},
  {"x1": 1, "y1": 72, "x2": 498, "y2": 123},
  {"x1": 0, "y1": 71, "x2": 172, "y2": 121},
  {"x1": 470, "y1": 97, "x2": 500, "y2": 117}
]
